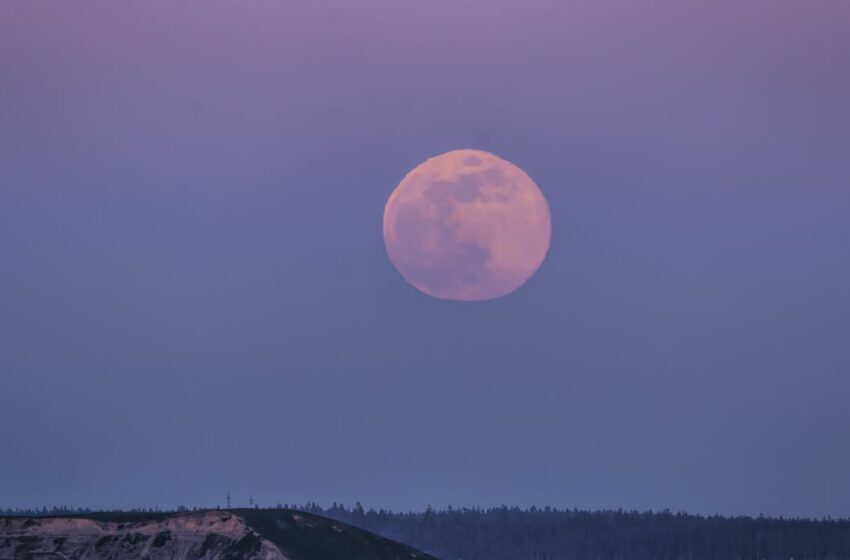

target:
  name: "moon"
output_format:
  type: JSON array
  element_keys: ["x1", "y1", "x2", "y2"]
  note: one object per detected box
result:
[{"x1": 383, "y1": 149, "x2": 551, "y2": 301}]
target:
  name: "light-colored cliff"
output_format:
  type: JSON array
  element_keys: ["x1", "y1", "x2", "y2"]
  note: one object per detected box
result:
[{"x1": 0, "y1": 511, "x2": 287, "y2": 560}]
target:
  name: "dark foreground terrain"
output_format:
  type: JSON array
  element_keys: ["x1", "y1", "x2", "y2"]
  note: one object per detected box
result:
[
  {"x1": 0, "y1": 509, "x2": 438, "y2": 560},
  {"x1": 6, "y1": 504, "x2": 850, "y2": 560}
]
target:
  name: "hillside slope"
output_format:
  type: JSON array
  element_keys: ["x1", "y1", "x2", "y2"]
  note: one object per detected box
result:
[{"x1": 0, "y1": 509, "x2": 440, "y2": 560}]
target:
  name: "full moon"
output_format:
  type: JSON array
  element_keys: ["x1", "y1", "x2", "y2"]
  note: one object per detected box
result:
[{"x1": 383, "y1": 149, "x2": 551, "y2": 301}]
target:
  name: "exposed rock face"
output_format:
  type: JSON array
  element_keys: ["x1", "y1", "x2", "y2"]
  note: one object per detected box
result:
[
  {"x1": 0, "y1": 511, "x2": 285, "y2": 560},
  {"x1": 0, "y1": 509, "x2": 440, "y2": 560}
]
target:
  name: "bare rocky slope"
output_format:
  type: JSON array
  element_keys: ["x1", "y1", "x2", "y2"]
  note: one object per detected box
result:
[{"x1": 0, "y1": 509, "x2": 440, "y2": 560}]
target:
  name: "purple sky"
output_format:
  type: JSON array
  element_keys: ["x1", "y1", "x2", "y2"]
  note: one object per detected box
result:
[{"x1": 1, "y1": 0, "x2": 849, "y2": 517}]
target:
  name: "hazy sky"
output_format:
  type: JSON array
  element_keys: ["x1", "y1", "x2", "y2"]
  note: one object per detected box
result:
[{"x1": 2, "y1": 0, "x2": 849, "y2": 517}]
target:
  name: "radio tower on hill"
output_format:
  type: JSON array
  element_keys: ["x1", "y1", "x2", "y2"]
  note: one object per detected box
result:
[{"x1": 226, "y1": 492, "x2": 231, "y2": 509}]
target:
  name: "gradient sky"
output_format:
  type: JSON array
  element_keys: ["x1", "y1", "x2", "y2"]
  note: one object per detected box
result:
[{"x1": 2, "y1": 1, "x2": 849, "y2": 517}]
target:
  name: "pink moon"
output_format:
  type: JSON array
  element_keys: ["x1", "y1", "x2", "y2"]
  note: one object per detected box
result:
[{"x1": 383, "y1": 149, "x2": 551, "y2": 301}]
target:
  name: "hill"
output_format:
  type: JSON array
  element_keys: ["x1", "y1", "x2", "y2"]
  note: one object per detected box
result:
[{"x1": 0, "y1": 509, "x2": 439, "y2": 560}]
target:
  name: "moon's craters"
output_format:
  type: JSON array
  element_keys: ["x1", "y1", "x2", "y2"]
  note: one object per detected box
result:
[{"x1": 383, "y1": 149, "x2": 551, "y2": 301}]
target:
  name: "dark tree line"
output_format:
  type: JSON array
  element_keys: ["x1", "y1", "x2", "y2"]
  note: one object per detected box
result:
[
  {"x1": 304, "y1": 503, "x2": 850, "y2": 560},
  {"x1": 1, "y1": 505, "x2": 186, "y2": 516}
]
